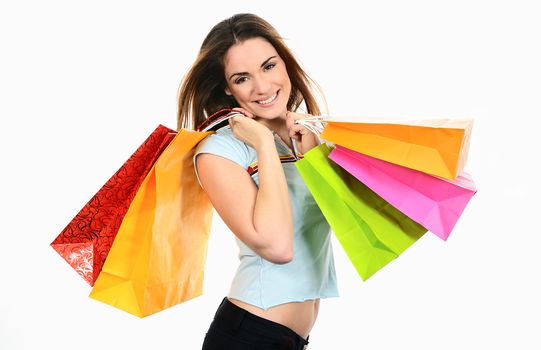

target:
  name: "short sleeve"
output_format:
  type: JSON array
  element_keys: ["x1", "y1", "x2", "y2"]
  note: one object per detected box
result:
[{"x1": 193, "y1": 127, "x2": 251, "y2": 188}]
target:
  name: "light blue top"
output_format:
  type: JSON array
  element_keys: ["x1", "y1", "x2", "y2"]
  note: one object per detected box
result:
[{"x1": 193, "y1": 126, "x2": 339, "y2": 310}]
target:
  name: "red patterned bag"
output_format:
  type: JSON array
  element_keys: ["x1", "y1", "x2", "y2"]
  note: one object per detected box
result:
[{"x1": 51, "y1": 125, "x2": 176, "y2": 285}]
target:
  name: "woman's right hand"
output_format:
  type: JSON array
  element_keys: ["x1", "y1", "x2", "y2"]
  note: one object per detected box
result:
[{"x1": 228, "y1": 107, "x2": 274, "y2": 150}]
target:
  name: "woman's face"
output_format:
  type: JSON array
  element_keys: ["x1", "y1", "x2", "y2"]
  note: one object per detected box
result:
[{"x1": 223, "y1": 37, "x2": 292, "y2": 120}]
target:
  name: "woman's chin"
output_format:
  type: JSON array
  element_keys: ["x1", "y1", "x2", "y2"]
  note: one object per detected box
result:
[{"x1": 252, "y1": 105, "x2": 288, "y2": 119}]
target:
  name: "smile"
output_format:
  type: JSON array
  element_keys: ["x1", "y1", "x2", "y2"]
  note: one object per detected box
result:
[{"x1": 255, "y1": 91, "x2": 279, "y2": 105}]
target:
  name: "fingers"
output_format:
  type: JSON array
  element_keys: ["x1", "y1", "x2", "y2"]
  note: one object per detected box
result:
[
  {"x1": 229, "y1": 110, "x2": 255, "y2": 129},
  {"x1": 286, "y1": 111, "x2": 312, "y2": 121},
  {"x1": 231, "y1": 107, "x2": 255, "y2": 118},
  {"x1": 229, "y1": 108, "x2": 253, "y2": 129},
  {"x1": 285, "y1": 111, "x2": 295, "y2": 129},
  {"x1": 289, "y1": 124, "x2": 309, "y2": 139}
]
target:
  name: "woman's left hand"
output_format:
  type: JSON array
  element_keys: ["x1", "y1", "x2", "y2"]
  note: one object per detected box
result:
[{"x1": 285, "y1": 111, "x2": 319, "y2": 155}]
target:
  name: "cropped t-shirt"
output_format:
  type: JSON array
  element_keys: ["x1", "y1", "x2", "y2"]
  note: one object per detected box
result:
[{"x1": 193, "y1": 126, "x2": 339, "y2": 310}]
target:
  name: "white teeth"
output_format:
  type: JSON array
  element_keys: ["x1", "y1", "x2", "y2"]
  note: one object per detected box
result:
[{"x1": 256, "y1": 92, "x2": 278, "y2": 105}]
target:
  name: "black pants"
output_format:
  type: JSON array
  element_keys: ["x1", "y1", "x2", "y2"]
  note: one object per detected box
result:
[{"x1": 201, "y1": 297, "x2": 310, "y2": 350}]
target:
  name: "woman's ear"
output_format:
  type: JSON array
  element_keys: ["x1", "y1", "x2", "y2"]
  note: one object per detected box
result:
[{"x1": 224, "y1": 87, "x2": 232, "y2": 96}]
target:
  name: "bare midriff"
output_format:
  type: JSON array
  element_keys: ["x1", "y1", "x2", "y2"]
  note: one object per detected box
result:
[{"x1": 227, "y1": 297, "x2": 320, "y2": 340}]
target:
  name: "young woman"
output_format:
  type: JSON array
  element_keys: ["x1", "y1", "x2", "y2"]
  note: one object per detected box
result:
[{"x1": 177, "y1": 13, "x2": 339, "y2": 349}]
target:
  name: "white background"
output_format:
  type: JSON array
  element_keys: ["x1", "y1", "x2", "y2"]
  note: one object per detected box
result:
[{"x1": 2, "y1": 0, "x2": 540, "y2": 349}]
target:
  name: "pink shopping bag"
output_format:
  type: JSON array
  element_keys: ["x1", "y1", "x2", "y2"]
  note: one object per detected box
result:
[{"x1": 329, "y1": 145, "x2": 476, "y2": 240}]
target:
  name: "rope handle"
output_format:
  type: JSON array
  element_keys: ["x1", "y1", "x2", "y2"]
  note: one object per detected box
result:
[
  {"x1": 291, "y1": 115, "x2": 330, "y2": 153},
  {"x1": 293, "y1": 115, "x2": 329, "y2": 136}
]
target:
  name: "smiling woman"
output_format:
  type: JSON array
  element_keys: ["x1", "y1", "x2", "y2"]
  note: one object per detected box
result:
[
  {"x1": 223, "y1": 40, "x2": 292, "y2": 115},
  {"x1": 176, "y1": 13, "x2": 337, "y2": 350}
]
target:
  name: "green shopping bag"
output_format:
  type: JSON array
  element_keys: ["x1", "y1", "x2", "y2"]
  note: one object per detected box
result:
[{"x1": 296, "y1": 144, "x2": 427, "y2": 280}]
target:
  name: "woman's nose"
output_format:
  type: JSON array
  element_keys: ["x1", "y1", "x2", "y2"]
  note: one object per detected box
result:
[{"x1": 252, "y1": 75, "x2": 271, "y2": 94}]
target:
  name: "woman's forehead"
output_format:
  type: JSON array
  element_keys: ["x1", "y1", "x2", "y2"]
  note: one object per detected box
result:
[{"x1": 224, "y1": 38, "x2": 279, "y2": 73}]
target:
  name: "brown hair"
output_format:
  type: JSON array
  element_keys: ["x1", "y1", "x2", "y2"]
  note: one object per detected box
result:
[{"x1": 176, "y1": 13, "x2": 326, "y2": 131}]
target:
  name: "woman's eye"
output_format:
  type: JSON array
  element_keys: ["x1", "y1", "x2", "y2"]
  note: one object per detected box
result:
[
  {"x1": 264, "y1": 63, "x2": 276, "y2": 71},
  {"x1": 235, "y1": 76, "x2": 247, "y2": 84}
]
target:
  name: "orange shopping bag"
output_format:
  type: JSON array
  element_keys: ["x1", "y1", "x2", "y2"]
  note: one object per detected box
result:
[
  {"x1": 320, "y1": 116, "x2": 473, "y2": 179},
  {"x1": 88, "y1": 128, "x2": 213, "y2": 317},
  {"x1": 88, "y1": 109, "x2": 240, "y2": 317}
]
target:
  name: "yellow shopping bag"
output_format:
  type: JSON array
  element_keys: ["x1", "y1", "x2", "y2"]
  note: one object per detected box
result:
[
  {"x1": 320, "y1": 117, "x2": 473, "y2": 179},
  {"x1": 89, "y1": 128, "x2": 213, "y2": 317}
]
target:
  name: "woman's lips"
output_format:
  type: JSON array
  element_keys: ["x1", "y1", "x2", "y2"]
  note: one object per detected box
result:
[{"x1": 254, "y1": 90, "x2": 279, "y2": 107}]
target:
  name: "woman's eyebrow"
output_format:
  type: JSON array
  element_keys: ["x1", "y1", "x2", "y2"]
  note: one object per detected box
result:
[{"x1": 228, "y1": 56, "x2": 277, "y2": 81}]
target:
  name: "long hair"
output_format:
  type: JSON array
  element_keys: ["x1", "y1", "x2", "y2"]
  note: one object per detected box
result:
[{"x1": 176, "y1": 13, "x2": 326, "y2": 131}]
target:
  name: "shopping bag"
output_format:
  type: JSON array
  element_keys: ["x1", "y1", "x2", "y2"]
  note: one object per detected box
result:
[
  {"x1": 319, "y1": 116, "x2": 473, "y2": 179},
  {"x1": 296, "y1": 143, "x2": 427, "y2": 280},
  {"x1": 329, "y1": 145, "x2": 477, "y2": 241},
  {"x1": 88, "y1": 128, "x2": 213, "y2": 317},
  {"x1": 51, "y1": 125, "x2": 176, "y2": 286}
]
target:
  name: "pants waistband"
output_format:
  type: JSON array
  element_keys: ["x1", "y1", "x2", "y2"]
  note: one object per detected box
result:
[{"x1": 213, "y1": 297, "x2": 309, "y2": 347}]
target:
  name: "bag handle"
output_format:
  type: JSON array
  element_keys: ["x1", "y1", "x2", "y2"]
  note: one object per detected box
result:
[
  {"x1": 197, "y1": 110, "x2": 329, "y2": 157},
  {"x1": 290, "y1": 115, "x2": 330, "y2": 154},
  {"x1": 293, "y1": 115, "x2": 328, "y2": 136},
  {"x1": 196, "y1": 109, "x2": 246, "y2": 132}
]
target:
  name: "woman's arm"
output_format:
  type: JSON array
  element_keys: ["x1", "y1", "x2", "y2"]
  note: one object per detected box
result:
[
  {"x1": 252, "y1": 140, "x2": 294, "y2": 262},
  {"x1": 196, "y1": 128, "x2": 294, "y2": 264}
]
